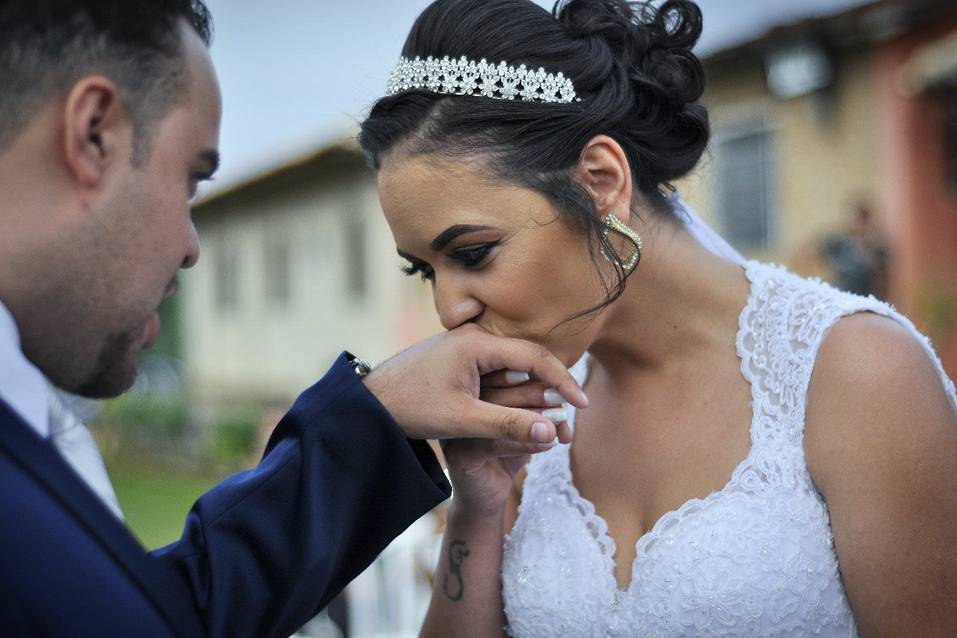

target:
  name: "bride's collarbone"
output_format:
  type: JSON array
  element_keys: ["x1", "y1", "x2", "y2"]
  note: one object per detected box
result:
[{"x1": 568, "y1": 380, "x2": 753, "y2": 543}]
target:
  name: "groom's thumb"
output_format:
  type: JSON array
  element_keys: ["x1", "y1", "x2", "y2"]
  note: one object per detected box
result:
[{"x1": 464, "y1": 400, "x2": 558, "y2": 444}]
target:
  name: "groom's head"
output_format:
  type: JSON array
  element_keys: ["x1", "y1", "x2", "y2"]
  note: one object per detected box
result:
[{"x1": 0, "y1": 1, "x2": 221, "y2": 398}]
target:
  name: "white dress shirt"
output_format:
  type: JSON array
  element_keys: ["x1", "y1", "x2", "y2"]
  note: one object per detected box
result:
[
  {"x1": 0, "y1": 299, "x2": 123, "y2": 519},
  {"x1": 0, "y1": 300, "x2": 50, "y2": 438}
]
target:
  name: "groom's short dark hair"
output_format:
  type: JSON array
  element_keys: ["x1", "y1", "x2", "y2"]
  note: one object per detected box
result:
[{"x1": 0, "y1": 0, "x2": 213, "y2": 162}]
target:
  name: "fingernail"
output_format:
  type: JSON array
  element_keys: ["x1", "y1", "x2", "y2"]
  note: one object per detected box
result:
[
  {"x1": 530, "y1": 421, "x2": 552, "y2": 443},
  {"x1": 537, "y1": 437, "x2": 560, "y2": 450},
  {"x1": 543, "y1": 388, "x2": 563, "y2": 406},
  {"x1": 579, "y1": 389, "x2": 589, "y2": 406},
  {"x1": 542, "y1": 407, "x2": 567, "y2": 423},
  {"x1": 505, "y1": 370, "x2": 530, "y2": 385}
]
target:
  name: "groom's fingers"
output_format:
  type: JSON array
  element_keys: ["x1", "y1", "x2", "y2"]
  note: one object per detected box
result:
[
  {"x1": 475, "y1": 335, "x2": 588, "y2": 409},
  {"x1": 475, "y1": 386, "x2": 574, "y2": 445},
  {"x1": 461, "y1": 400, "x2": 560, "y2": 444},
  {"x1": 481, "y1": 369, "x2": 531, "y2": 388},
  {"x1": 480, "y1": 382, "x2": 555, "y2": 408}
]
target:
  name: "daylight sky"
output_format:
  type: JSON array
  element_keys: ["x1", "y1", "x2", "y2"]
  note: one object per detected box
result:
[{"x1": 200, "y1": 0, "x2": 874, "y2": 193}]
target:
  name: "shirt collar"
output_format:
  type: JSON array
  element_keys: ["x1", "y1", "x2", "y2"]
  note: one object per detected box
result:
[{"x1": 0, "y1": 299, "x2": 51, "y2": 438}]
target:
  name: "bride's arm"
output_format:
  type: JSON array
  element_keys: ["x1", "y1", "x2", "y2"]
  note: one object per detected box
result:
[
  {"x1": 805, "y1": 314, "x2": 957, "y2": 635},
  {"x1": 420, "y1": 446, "x2": 533, "y2": 638},
  {"x1": 421, "y1": 502, "x2": 510, "y2": 638}
]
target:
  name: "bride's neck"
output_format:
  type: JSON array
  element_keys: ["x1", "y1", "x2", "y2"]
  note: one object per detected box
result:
[{"x1": 586, "y1": 219, "x2": 750, "y2": 381}]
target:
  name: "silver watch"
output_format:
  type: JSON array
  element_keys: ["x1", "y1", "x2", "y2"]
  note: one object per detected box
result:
[{"x1": 346, "y1": 353, "x2": 373, "y2": 378}]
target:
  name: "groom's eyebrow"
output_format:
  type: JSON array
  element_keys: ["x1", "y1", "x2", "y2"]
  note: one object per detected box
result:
[{"x1": 430, "y1": 224, "x2": 495, "y2": 251}]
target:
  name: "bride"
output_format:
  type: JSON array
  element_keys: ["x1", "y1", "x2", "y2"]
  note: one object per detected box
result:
[{"x1": 359, "y1": 0, "x2": 957, "y2": 635}]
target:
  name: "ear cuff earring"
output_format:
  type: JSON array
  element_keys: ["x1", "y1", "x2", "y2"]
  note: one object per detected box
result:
[{"x1": 600, "y1": 213, "x2": 642, "y2": 272}]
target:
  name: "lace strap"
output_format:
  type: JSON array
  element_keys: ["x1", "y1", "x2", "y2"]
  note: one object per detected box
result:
[
  {"x1": 772, "y1": 270, "x2": 957, "y2": 437},
  {"x1": 808, "y1": 291, "x2": 957, "y2": 415}
]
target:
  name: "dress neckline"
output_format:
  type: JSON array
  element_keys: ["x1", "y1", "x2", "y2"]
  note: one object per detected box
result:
[{"x1": 557, "y1": 260, "x2": 765, "y2": 595}]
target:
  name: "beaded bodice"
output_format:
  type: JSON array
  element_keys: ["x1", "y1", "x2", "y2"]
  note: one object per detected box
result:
[{"x1": 501, "y1": 261, "x2": 957, "y2": 637}]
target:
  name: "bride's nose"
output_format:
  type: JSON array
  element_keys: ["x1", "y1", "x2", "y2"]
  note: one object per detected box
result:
[{"x1": 433, "y1": 279, "x2": 484, "y2": 330}]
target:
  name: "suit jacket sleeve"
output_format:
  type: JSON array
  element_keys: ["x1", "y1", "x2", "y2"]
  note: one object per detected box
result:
[{"x1": 151, "y1": 353, "x2": 452, "y2": 638}]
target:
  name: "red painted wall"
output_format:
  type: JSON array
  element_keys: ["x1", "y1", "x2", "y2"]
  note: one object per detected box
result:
[{"x1": 875, "y1": 16, "x2": 957, "y2": 379}]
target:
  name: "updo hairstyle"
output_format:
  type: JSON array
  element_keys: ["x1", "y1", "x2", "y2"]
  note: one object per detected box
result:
[{"x1": 360, "y1": 0, "x2": 709, "y2": 316}]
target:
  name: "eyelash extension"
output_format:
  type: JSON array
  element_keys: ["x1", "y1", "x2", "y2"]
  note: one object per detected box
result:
[
  {"x1": 451, "y1": 241, "x2": 501, "y2": 267},
  {"x1": 400, "y1": 240, "x2": 501, "y2": 283},
  {"x1": 401, "y1": 262, "x2": 434, "y2": 281}
]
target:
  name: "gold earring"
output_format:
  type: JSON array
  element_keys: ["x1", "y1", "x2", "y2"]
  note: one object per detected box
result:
[{"x1": 600, "y1": 213, "x2": 642, "y2": 272}]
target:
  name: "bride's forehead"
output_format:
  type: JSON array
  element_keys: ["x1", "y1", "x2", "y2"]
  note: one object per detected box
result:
[
  {"x1": 379, "y1": 153, "x2": 497, "y2": 196},
  {"x1": 381, "y1": 161, "x2": 537, "y2": 219}
]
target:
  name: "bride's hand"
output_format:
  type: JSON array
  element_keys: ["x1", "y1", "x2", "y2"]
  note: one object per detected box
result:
[
  {"x1": 442, "y1": 438, "x2": 544, "y2": 517},
  {"x1": 444, "y1": 373, "x2": 572, "y2": 516}
]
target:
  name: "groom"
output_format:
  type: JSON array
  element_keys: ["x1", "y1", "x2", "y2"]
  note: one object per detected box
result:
[{"x1": 0, "y1": 2, "x2": 582, "y2": 636}]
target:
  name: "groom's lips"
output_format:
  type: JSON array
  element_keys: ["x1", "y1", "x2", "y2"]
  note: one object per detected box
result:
[{"x1": 142, "y1": 312, "x2": 161, "y2": 349}]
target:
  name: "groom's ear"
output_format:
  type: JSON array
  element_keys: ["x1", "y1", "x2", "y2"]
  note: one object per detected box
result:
[
  {"x1": 61, "y1": 76, "x2": 132, "y2": 195},
  {"x1": 572, "y1": 135, "x2": 634, "y2": 224}
]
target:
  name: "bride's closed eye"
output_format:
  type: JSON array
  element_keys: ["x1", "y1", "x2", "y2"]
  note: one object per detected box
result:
[
  {"x1": 401, "y1": 260, "x2": 435, "y2": 281},
  {"x1": 450, "y1": 241, "x2": 500, "y2": 267},
  {"x1": 400, "y1": 241, "x2": 501, "y2": 282}
]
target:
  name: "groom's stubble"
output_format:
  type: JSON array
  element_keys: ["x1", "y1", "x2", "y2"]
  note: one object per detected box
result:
[{"x1": 75, "y1": 327, "x2": 141, "y2": 398}]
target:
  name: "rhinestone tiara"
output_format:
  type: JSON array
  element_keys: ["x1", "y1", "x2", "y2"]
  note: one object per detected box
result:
[{"x1": 386, "y1": 55, "x2": 579, "y2": 104}]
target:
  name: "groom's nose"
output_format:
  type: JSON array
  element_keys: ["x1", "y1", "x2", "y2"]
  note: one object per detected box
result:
[{"x1": 181, "y1": 220, "x2": 200, "y2": 269}]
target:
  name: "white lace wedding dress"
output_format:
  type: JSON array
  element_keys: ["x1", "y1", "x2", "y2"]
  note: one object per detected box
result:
[{"x1": 501, "y1": 260, "x2": 957, "y2": 637}]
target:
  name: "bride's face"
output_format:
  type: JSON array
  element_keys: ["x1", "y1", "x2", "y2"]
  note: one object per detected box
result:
[{"x1": 378, "y1": 153, "x2": 610, "y2": 366}]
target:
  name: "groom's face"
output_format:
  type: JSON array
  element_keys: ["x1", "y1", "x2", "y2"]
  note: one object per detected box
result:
[{"x1": 71, "y1": 24, "x2": 222, "y2": 397}]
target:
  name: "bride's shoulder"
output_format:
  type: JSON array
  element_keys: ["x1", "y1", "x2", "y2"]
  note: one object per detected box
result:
[{"x1": 804, "y1": 309, "x2": 957, "y2": 493}]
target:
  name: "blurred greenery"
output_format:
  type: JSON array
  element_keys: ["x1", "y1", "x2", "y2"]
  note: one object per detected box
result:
[
  {"x1": 101, "y1": 394, "x2": 189, "y2": 441},
  {"x1": 97, "y1": 393, "x2": 265, "y2": 472},
  {"x1": 210, "y1": 411, "x2": 261, "y2": 469},
  {"x1": 919, "y1": 286, "x2": 957, "y2": 346},
  {"x1": 95, "y1": 386, "x2": 270, "y2": 549},
  {"x1": 108, "y1": 464, "x2": 217, "y2": 550}
]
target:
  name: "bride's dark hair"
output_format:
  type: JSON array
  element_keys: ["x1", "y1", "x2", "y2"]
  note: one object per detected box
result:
[{"x1": 359, "y1": 0, "x2": 709, "y2": 315}]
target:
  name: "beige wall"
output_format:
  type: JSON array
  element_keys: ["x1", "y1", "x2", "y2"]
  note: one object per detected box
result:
[
  {"x1": 181, "y1": 161, "x2": 441, "y2": 406},
  {"x1": 677, "y1": 49, "x2": 880, "y2": 271}
]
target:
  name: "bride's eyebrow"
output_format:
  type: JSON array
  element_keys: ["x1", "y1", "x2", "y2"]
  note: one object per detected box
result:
[{"x1": 430, "y1": 224, "x2": 496, "y2": 251}]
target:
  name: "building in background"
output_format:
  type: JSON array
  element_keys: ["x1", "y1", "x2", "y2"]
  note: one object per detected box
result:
[
  {"x1": 679, "y1": 0, "x2": 957, "y2": 378},
  {"x1": 183, "y1": 136, "x2": 444, "y2": 638},
  {"x1": 183, "y1": 137, "x2": 441, "y2": 410}
]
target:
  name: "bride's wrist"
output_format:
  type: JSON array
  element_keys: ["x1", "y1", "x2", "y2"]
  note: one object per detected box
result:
[{"x1": 448, "y1": 498, "x2": 506, "y2": 526}]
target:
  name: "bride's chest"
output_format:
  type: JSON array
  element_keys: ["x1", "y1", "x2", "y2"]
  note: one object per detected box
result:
[
  {"x1": 502, "y1": 472, "x2": 851, "y2": 637},
  {"x1": 568, "y1": 380, "x2": 754, "y2": 545}
]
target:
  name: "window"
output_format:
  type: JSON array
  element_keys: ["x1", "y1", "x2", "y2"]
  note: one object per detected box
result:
[
  {"x1": 264, "y1": 233, "x2": 292, "y2": 306},
  {"x1": 214, "y1": 240, "x2": 241, "y2": 313},
  {"x1": 716, "y1": 125, "x2": 776, "y2": 252},
  {"x1": 345, "y1": 214, "x2": 367, "y2": 298}
]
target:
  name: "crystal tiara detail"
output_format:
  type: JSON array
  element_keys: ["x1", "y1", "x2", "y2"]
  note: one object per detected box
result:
[{"x1": 386, "y1": 55, "x2": 579, "y2": 104}]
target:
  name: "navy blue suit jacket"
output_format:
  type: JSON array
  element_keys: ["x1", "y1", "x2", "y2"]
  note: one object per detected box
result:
[{"x1": 0, "y1": 354, "x2": 451, "y2": 637}]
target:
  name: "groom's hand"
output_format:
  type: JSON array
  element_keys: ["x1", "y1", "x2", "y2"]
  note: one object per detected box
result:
[{"x1": 362, "y1": 324, "x2": 587, "y2": 443}]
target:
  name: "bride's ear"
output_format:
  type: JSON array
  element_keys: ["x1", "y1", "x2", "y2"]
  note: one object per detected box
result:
[{"x1": 572, "y1": 135, "x2": 634, "y2": 224}]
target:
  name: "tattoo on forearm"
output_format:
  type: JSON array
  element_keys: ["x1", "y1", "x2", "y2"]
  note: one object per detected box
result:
[{"x1": 442, "y1": 540, "x2": 470, "y2": 602}]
